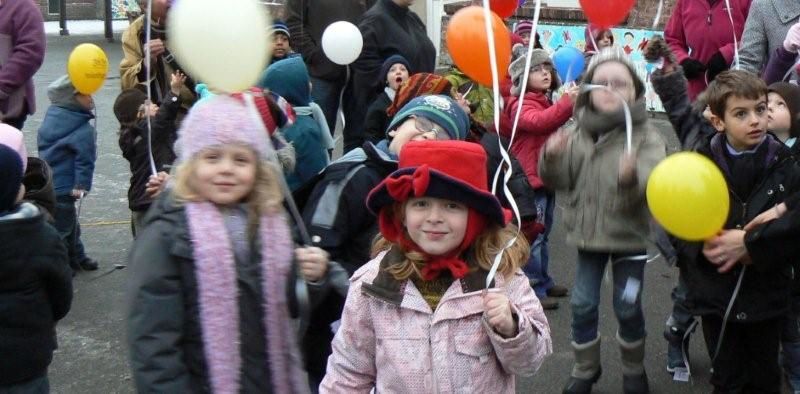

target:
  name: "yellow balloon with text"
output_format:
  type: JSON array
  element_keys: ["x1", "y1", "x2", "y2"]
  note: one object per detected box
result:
[
  {"x1": 67, "y1": 44, "x2": 109, "y2": 95},
  {"x1": 646, "y1": 152, "x2": 730, "y2": 241}
]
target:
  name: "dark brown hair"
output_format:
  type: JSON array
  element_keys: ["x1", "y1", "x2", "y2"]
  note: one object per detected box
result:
[{"x1": 705, "y1": 70, "x2": 768, "y2": 118}]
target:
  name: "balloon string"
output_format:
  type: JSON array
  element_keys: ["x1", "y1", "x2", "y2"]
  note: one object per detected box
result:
[
  {"x1": 583, "y1": 84, "x2": 633, "y2": 153},
  {"x1": 651, "y1": 0, "x2": 664, "y2": 30},
  {"x1": 587, "y1": 24, "x2": 598, "y2": 55},
  {"x1": 724, "y1": 0, "x2": 740, "y2": 70},
  {"x1": 144, "y1": 0, "x2": 157, "y2": 176}
]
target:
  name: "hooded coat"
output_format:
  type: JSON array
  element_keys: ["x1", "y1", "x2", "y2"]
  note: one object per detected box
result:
[{"x1": 0, "y1": 0, "x2": 45, "y2": 120}]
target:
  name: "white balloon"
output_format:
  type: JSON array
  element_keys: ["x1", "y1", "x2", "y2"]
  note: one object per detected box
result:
[
  {"x1": 168, "y1": 0, "x2": 271, "y2": 93},
  {"x1": 321, "y1": 21, "x2": 363, "y2": 65}
]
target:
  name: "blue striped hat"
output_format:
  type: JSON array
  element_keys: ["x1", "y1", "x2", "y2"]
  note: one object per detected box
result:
[{"x1": 386, "y1": 95, "x2": 469, "y2": 141}]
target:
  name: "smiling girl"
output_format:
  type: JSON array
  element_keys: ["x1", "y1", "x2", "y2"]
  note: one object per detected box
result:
[{"x1": 320, "y1": 140, "x2": 551, "y2": 393}]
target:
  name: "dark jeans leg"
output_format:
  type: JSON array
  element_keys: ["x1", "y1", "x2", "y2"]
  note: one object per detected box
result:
[
  {"x1": 610, "y1": 251, "x2": 647, "y2": 342},
  {"x1": 0, "y1": 374, "x2": 49, "y2": 394},
  {"x1": 571, "y1": 250, "x2": 608, "y2": 344},
  {"x1": 54, "y1": 195, "x2": 87, "y2": 267},
  {"x1": 309, "y1": 76, "x2": 343, "y2": 136},
  {"x1": 702, "y1": 315, "x2": 748, "y2": 393},
  {"x1": 669, "y1": 274, "x2": 695, "y2": 329},
  {"x1": 525, "y1": 190, "x2": 555, "y2": 297}
]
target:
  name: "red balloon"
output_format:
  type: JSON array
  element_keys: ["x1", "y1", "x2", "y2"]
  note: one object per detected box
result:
[
  {"x1": 446, "y1": 6, "x2": 511, "y2": 87},
  {"x1": 579, "y1": 0, "x2": 636, "y2": 29},
  {"x1": 491, "y1": 0, "x2": 518, "y2": 18}
]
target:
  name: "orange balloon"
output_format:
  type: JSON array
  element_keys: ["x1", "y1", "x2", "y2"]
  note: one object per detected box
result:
[{"x1": 446, "y1": 6, "x2": 511, "y2": 87}]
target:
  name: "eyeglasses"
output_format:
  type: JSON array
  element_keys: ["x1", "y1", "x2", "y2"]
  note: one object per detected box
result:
[
  {"x1": 410, "y1": 115, "x2": 449, "y2": 140},
  {"x1": 590, "y1": 79, "x2": 631, "y2": 91}
]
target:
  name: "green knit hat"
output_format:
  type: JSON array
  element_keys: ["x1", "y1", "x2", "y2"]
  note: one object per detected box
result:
[{"x1": 386, "y1": 95, "x2": 469, "y2": 141}]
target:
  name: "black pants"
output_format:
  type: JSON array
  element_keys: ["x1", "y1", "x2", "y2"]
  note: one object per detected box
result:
[{"x1": 701, "y1": 315, "x2": 782, "y2": 393}]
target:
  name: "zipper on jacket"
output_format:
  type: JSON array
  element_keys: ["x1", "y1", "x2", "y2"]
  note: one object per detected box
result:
[{"x1": 707, "y1": 10, "x2": 712, "y2": 25}]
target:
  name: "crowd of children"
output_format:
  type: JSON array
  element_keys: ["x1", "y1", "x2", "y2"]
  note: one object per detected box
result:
[{"x1": 6, "y1": 3, "x2": 800, "y2": 393}]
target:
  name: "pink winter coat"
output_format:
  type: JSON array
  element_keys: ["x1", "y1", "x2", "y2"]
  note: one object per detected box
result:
[
  {"x1": 320, "y1": 249, "x2": 552, "y2": 393},
  {"x1": 664, "y1": 0, "x2": 752, "y2": 101},
  {"x1": 499, "y1": 91, "x2": 574, "y2": 189}
]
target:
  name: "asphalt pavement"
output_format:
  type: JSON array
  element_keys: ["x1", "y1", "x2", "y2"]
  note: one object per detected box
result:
[{"x1": 18, "y1": 28, "x2": 745, "y2": 393}]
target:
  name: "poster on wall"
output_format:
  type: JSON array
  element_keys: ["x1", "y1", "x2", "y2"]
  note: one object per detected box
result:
[
  {"x1": 533, "y1": 24, "x2": 664, "y2": 112},
  {"x1": 112, "y1": 0, "x2": 141, "y2": 20}
]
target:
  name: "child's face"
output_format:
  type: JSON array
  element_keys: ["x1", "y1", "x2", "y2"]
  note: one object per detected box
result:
[
  {"x1": 597, "y1": 31, "x2": 613, "y2": 49},
  {"x1": 387, "y1": 63, "x2": 409, "y2": 91},
  {"x1": 387, "y1": 116, "x2": 451, "y2": 154},
  {"x1": 520, "y1": 32, "x2": 531, "y2": 46},
  {"x1": 272, "y1": 33, "x2": 291, "y2": 59},
  {"x1": 767, "y1": 92, "x2": 792, "y2": 139},
  {"x1": 589, "y1": 61, "x2": 636, "y2": 113},
  {"x1": 191, "y1": 144, "x2": 258, "y2": 206},
  {"x1": 75, "y1": 93, "x2": 94, "y2": 111},
  {"x1": 404, "y1": 197, "x2": 468, "y2": 256},
  {"x1": 527, "y1": 64, "x2": 554, "y2": 92},
  {"x1": 710, "y1": 95, "x2": 768, "y2": 151}
]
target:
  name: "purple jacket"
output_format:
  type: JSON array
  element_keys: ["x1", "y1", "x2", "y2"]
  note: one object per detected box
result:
[
  {"x1": 321, "y1": 249, "x2": 552, "y2": 393},
  {"x1": 664, "y1": 0, "x2": 752, "y2": 101},
  {"x1": 0, "y1": 0, "x2": 45, "y2": 118},
  {"x1": 763, "y1": 46, "x2": 798, "y2": 85}
]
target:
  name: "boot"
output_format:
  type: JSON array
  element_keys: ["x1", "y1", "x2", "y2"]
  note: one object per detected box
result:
[
  {"x1": 617, "y1": 332, "x2": 649, "y2": 394},
  {"x1": 563, "y1": 337, "x2": 602, "y2": 394},
  {"x1": 664, "y1": 316, "x2": 693, "y2": 374}
]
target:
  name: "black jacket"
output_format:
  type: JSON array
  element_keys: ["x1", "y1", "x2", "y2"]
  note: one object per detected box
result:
[
  {"x1": 0, "y1": 204, "x2": 72, "y2": 385},
  {"x1": 476, "y1": 131, "x2": 538, "y2": 223},
  {"x1": 22, "y1": 157, "x2": 56, "y2": 223},
  {"x1": 119, "y1": 92, "x2": 180, "y2": 211},
  {"x1": 363, "y1": 91, "x2": 393, "y2": 144},
  {"x1": 286, "y1": 0, "x2": 375, "y2": 81},
  {"x1": 127, "y1": 194, "x2": 329, "y2": 393}
]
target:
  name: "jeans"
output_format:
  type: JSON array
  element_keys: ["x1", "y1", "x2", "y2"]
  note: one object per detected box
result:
[
  {"x1": 131, "y1": 210, "x2": 147, "y2": 238},
  {"x1": 523, "y1": 190, "x2": 555, "y2": 298},
  {"x1": 571, "y1": 250, "x2": 647, "y2": 344},
  {"x1": 310, "y1": 76, "x2": 344, "y2": 137},
  {"x1": 0, "y1": 375, "x2": 49, "y2": 394},
  {"x1": 702, "y1": 315, "x2": 782, "y2": 393},
  {"x1": 54, "y1": 195, "x2": 87, "y2": 267},
  {"x1": 668, "y1": 274, "x2": 695, "y2": 330}
]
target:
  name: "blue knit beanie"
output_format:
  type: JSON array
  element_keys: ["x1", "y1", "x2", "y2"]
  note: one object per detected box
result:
[
  {"x1": 378, "y1": 54, "x2": 411, "y2": 87},
  {"x1": 386, "y1": 95, "x2": 469, "y2": 141},
  {"x1": 0, "y1": 144, "x2": 23, "y2": 213},
  {"x1": 272, "y1": 21, "x2": 290, "y2": 38}
]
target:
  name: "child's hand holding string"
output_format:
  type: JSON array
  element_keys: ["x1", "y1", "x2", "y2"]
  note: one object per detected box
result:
[
  {"x1": 483, "y1": 291, "x2": 517, "y2": 338},
  {"x1": 170, "y1": 71, "x2": 187, "y2": 95},
  {"x1": 543, "y1": 129, "x2": 570, "y2": 157},
  {"x1": 703, "y1": 230, "x2": 752, "y2": 273},
  {"x1": 296, "y1": 246, "x2": 329, "y2": 283}
]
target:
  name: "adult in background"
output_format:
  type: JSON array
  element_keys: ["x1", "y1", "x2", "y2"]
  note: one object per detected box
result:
[
  {"x1": 345, "y1": 0, "x2": 437, "y2": 152},
  {"x1": 739, "y1": 0, "x2": 800, "y2": 74},
  {"x1": 120, "y1": 0, "x2": 195, "y2": 110},
  {"x1": 286, "y1": 0, "x2": 375, "y2": 134},
  {"x1": 664, "y1": 0, "x2": 752, "y2": 101},
  {"x1": 0, "y1": 0, "x2": 45, "y2": 130}
]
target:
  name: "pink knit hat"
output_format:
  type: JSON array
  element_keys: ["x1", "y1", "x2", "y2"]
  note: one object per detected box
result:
[
  {"x1": 175, "y1": 94, "x2": 271, "y2": 163},
  {"x1": 0, "y1": 124, "x2": 27, "y2": 174}
]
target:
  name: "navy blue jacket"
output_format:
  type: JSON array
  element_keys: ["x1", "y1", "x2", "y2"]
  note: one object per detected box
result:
[{"x1": 37, "y1": 106, "x2": 96, "y2": 196}]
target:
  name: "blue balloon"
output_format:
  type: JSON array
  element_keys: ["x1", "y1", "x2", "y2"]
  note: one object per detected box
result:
[{"x1": 552, "y1": 46, "x2": 585, "y2": 84}]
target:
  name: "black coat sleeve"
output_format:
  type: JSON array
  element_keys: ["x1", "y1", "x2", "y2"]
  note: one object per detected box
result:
[
  {"x1": 127, "y1": 218, "x2": 190, "y2": 393},
  {"x1": 39, "y1": 223, "x2": 73, "y2": 321},
  {"x1": 363, "y1": 95, "x2": 390, "y2": 144},
  {"x1": 650, "y1": 67, "x2": 716, "y2": 150}
]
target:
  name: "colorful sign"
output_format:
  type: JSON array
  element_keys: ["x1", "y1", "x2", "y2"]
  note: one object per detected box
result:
[{"x1": 112, "y1": 0, "x2": 140, "y2": 20}]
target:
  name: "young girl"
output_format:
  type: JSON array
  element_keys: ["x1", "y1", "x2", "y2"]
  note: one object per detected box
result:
[
  {"x1": 363, "y1": 55, "x2": 411, "y2": 143},
  {"x1": 321, "y1": 140, "x2": 551, "y2": 393},
  {"x1": 127, "y1": 95, "x2": 331, "y2": 393},
  {"x1": 499, "y1": 48, "x2": 580, "y2": 310},
  {"x1": 538, "y1": 47, "x2": 666, "y2": 394},
  {"x1": 583, "y1": 24, "x2": 614, "y2": 63}
]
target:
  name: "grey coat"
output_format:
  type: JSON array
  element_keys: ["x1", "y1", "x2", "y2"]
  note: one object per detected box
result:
[{"x1": 739, "y1": 0, "x2": 800, "y2": 73}]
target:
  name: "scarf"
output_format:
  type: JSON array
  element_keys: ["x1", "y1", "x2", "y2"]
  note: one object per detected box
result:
[
  {"x1": 185, "y1": 202, "x2": 306, "y2": 394},
  {"x1": 578, "y1": 97, "x2": 648, "y2": 139},
  {"x1": 292, "y1": 102, "x2": 335, "y2": 151}
]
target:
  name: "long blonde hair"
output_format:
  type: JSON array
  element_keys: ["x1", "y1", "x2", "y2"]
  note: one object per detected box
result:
[
  {"x1": 371, "y1": 202, "x2": 530, "y2": 281},
  {"x1": 171, "y1": 147, "x2": 284, "y2": 233}
]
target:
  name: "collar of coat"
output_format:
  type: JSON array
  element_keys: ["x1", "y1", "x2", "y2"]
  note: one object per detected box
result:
[{"x1": 361, "y1": 246, "x2": 495, "y2": 307}]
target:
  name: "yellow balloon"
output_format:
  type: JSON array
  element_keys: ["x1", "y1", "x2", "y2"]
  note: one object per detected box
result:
[
  {"x1": 67, "y1": 44, "x2": 109, "y2": 95},
  {"x1": 646, "y1": 152, "x2": 730, "y2": 241}
]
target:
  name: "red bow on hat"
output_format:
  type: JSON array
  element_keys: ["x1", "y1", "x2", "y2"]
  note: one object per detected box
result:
[{"x1": 385, "y1": 165, "x2": 431, "y2": 202}]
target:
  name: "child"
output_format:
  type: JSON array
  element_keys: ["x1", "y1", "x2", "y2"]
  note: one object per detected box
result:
[
  {"x1": 321, "y1": 140, "x2": 552, "y2": 392},
  {"x1": 584, "y1": 24, "x2": 614, "y2": 62},
  {"x1": 114, "y1": 72, "x2": 185, "y2": 236},
  {"x1": 0, "y1": 143, "x2": 73, "y2": 393},
  {"x1": 499, "y1": 48, "x2": 580, "y2": 310},
  {"x1": 363, "y1": 55, "x2": 411, "y2": 143},
  {"x1": 37, "y1": 74, "x2": 98, "y2": 272},
  {"x1": 260, "y1": 56, "x2": 334, "y2": 191},
  {"x1": 767, "y1": 82, "x2": 800, "y2": 151},
  {"x1": 539, "y1": 47, "x2": 667, "y2": 393},
  {"x1": 270, "y1": 20, "x2": 296, "y2": 64},
  {"x1": 127, "y1": 94, "x2": 331, "y2": 393},
  {"x1": 653, "y1": 63, "x2": 800, "y2": 391},
  {"x1": 513, "y1": 20, "x2": 542, "y2": 49},
  {"x1": 299, "y1": 95, "x2": 469, "y2": 387}
]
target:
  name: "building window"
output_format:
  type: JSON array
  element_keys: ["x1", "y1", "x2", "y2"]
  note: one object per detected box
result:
[
  {"x1": 543, "y1": 0, "x2": 581, "y2": 8},
  {"x1": 48, "y1": 0, "x2": 59, "y2": 14}
]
